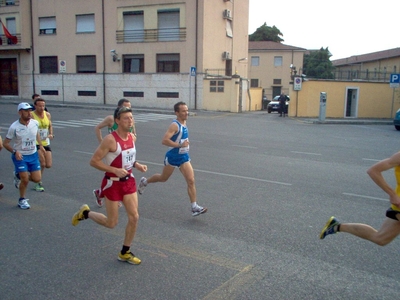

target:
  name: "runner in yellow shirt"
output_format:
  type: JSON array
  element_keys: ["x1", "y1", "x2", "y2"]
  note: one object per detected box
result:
[
  {"x1": 320, "y1": 151, "x2": 400, "y2": 246},
  {"x1": 31, "y1": 98, "x2": 54, "y2": 192}
]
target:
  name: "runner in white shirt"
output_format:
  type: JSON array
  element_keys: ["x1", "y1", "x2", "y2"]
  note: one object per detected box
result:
[{"x1": 3, "y1": 103, "x2": 44, "y2": 209}]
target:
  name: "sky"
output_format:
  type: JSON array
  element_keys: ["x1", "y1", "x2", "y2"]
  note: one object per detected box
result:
[{"x1": 249, "y1": 0, "x2": 399, "y2": 60}]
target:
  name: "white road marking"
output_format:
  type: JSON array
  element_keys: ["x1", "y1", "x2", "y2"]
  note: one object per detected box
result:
[
  {"x1": 362, "y1": 158, "x2": 381, "y2": 162},
  {"x1": 343, "y1": 192, "x2": 387, "y2": 202},
  {"x1": 73, "y1": 152, "x2": 292, "y2": 186},
  {"x1": 291, "y1": 151, "x2": 322, "y2": 156},
  {"x1": 232, "y1": 145, "x2": 258, "y2": 149}
]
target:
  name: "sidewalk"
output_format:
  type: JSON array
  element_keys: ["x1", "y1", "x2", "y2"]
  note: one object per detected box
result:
[
  {"x1": 298, "y1": 118, "x2": 393, "y2": 125},
  {"x1": 1, "y1": 99, "x2": 394, "y2": 123}
]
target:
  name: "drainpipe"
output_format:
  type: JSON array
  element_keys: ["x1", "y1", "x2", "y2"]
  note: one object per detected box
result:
[
  {"x1": 194, "y1": 0, "x2": 198, "y2": 109},
  {"x1": 101, "y1": 0, "x2": 106, "y2": 104},
  {"x1": 29, "y1": 0, "x2": 35, "y2": 94}
]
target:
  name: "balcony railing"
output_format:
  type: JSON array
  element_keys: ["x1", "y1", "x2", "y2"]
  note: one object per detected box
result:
[
  {"x1": 0, "y1": 33, "x2": 20, "y2": 46},
  {"x1": 0, "y1": 0, "x2": 19, "y2": 6},
  {"x1": 116, "y1": 27, "x2": 186, "y2": 43},
  {"x1": 205, "y1": 69, "x2": 231, "y2": 78}
]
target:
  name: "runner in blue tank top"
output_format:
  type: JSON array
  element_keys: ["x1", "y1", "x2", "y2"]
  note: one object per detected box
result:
[{"x1": 138, "y1": 101, "x2": 207, "y2": 217}]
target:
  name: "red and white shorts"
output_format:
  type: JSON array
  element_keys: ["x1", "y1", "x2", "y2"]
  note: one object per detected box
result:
[{"x1": 99, "y1": 176, "x2": 137, "y2": 201}]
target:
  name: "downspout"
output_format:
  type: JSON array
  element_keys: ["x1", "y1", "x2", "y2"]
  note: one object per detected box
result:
[
  {"x1": 246, "y1": 79, "x2": 251, "y2": 110},
  {"x1": 194, "y1": 0, "x2": 198, "y2": 110},
  {"x1": 29, "y1": 0, "x2": 35, "y2": 93},
  {"x1": 101, "y1": 0, "x2": 106, "y2": 104}
]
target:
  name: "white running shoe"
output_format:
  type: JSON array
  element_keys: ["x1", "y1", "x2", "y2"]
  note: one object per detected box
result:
[
  {"x1": 191, "y1": 205, "x2": 207, "y2": 217},
  {"x1": 93, "y1": 189, "x2": 103, "y2": 207},
  {"x1": 18, "y1": 198, "x2": 30, "y2": 210},
  {"x1": 13, "y1": 172, "x2": 20, "y2": 189},
  {"x1": 138, "y1": 177, "x2": 147, "y2": 195}
]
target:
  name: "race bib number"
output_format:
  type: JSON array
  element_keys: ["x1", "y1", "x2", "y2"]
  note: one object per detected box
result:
[
  {"x1": 122, "y1": 149, "x2": 135, "y2": 170},
  {"x1": 39, "y1": 129, "x2": 49, "y2": 140},
  {"x1": 179, "y1": 138, "x2": 189, "y2": 154},
  {"x1": 22, "y1": 139, "x2": 36, "y2": 151}
]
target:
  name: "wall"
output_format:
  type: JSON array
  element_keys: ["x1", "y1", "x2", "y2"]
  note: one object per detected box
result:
[
  {"x1": 288, "y1": 80, "x2": 400, "y2": 118},
  {"x1": 21, "y1": 73, "x2": 202, "y2": 108}
]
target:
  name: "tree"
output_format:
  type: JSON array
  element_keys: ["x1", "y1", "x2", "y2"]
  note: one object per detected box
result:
[
  {"x1": 302, "y1": 47, "x2": 334, "y2": 79},
  {"x1": 249, "y1": 22, "x2": 284, "y2": 42}
]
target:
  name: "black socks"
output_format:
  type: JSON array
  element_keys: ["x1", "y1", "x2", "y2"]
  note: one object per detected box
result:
[{"x1": 121, "y1": 245, "x2": 130, "y2": 255}]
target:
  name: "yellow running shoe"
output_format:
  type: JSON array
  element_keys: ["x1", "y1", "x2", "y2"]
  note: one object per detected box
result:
[
  {"x1": 71, "y1": 204, "x2": 90, "y2": 226},
  {"x1": 118, "y1": 251, "x2": 141, "y2": 265}
]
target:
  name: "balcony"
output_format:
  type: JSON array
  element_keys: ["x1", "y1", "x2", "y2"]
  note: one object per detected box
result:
[
  {"x1": 0, "y1": 33, "x2": 20, "y2": 46},
  {"x1": 116, "y1": 27, "x2": 186, "y2": 43},
  {"x1": 0, "y1": 0, "x2": 19, "y2": 6}
]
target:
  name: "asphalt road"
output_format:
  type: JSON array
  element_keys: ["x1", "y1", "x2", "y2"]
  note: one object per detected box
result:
[{"x1": 0, "y1": 103, "x2": 399, "y2": 300}]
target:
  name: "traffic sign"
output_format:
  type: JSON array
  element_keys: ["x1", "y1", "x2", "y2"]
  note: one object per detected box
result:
[
  {"x1": 190, "y1": 66, "x2": 196, "y2": 76},
  {"x1": 293, "y1": 76, "x2": 302, "y2": 91},
  {"x1": 390, "y1": 73, "x2": 400, "y2": 88},
  {"x1": 390, "y1": 73, "x2": 400, "y2": 83},
  {"x1": 59, "y1": 60, "x2": 66, "y2": 73}
]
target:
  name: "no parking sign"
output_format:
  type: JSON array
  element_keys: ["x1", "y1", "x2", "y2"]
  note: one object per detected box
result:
[
  {"x1": 294, "y1": 76, "x2": 302, "y2": 91},
  {"x1": 59, "y1": 60, "x2": 66, "y2": 73}
]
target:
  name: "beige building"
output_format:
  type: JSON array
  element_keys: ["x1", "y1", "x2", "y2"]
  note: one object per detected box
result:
[
  {"x1": 332, "y1": 48, "x2": 400, "y2": 82},
  {"x1": 0, "y1": 0, "x2": 250, "y2": 112},
  {"x1": 248, "y1": 41, "x2": 306, "y2": 101}
]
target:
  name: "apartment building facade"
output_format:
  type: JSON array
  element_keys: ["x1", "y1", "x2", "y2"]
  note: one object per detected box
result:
[{"x1": 0, "y1": 0, "x2": 249, "y2": 111}]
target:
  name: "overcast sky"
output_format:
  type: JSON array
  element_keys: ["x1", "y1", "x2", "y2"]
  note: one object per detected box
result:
[{"x1": 249, "y1": 0, "x2": 399, "y2": 60}]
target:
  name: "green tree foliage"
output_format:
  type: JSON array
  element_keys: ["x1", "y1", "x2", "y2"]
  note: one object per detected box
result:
[
  {"x1": 303, "y1": 47, "x2": 335, "y2": 79},
  {"x1": 249, "y1": 22, "x2": 284, "y2": 42}
]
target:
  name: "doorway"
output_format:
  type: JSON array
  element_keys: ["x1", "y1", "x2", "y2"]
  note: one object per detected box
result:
[
  {"x1": 0, "y1": 58, "x2": 18, "y2": 96},
  {"x1": 345, "y1": 87, "x2": 358, "y2": 117},
  {"x1": 272, "y1": 86, "x2": 281, "y2": 98}
]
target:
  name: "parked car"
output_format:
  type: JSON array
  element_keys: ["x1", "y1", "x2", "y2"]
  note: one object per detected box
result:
[
  {"x1": 262, "y1": 95, "x2": 270, "y2": 110},
  {"x1": 267, "y1": 95, "x2": 290, "y2": 113},
  {"x1": 394, "y1": 108, "x2": 400, "y2": 130}
]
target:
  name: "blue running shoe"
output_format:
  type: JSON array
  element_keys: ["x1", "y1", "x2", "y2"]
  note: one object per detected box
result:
[{"x1": 320, "y1": 216, "x2": 340, "y2": 239}]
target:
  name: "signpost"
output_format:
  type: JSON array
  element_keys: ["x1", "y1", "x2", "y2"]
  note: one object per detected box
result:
[
  {"x1": 389, "y1": 74, "x2": 400, "y2": 117},
  {"x1": 189, "y1": 67, "x2": 196, "y2": 108},
  {"x1": 59, "y1": 60, "x2": 66, "y2": 103}
]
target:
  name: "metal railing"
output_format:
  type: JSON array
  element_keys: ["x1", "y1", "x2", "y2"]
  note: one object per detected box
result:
[
  {"x1": 333, "y1": 70, "x2": 391, "y2": 82},
  {"x1": 116, "y1": 27, "x2": 186, "y2": 43},
  {"x1": 0, "y1": 33, "x2": 20, "y2": 46},
  {"x1": 0, "y1": 0, "x2": 19, "y2": 6},
  {"x1": 205, "y1": 69, "x2": 231, "y2": 78}
]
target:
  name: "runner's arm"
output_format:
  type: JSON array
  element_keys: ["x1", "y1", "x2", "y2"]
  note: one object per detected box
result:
[
  {"x1": 161, "y1": 122, "x2": 181, "y2": 148},
  {"x1": 367, "y1": 151, "x2": 400, "y2": 207},
  {"x1": 95, "y1": 115, "x2": 113, "y2": 143}
]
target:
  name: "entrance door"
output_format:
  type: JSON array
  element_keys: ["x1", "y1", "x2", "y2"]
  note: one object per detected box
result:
[
  {"x1": 345, "y1": 87, "x2": 358, "y2": 117},
  {"x1": 0, "y1": 58, "x2": 18, "y2": 95},
  {"x1": 272, "y1": 86, "x2": 281, "y2": 98}
]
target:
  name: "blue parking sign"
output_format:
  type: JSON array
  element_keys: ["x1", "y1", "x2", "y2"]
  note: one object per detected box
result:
[
  {"x1": 390, "y1": 74, "x2": 400, "y2": 83},
  {"x1": 390, "y1": 73, "x2": 400, "y2": 88}
]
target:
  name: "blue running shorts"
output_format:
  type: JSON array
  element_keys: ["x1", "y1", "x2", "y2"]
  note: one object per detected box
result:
[{"x1": 12, "y1": 152, "x2": 41, "y2": 173}]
